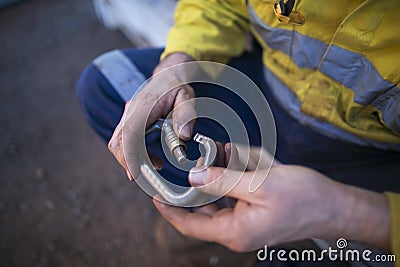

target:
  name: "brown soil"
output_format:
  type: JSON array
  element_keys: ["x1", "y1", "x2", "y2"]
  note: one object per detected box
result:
[{"x1": 0, "y1": 1, "x2": 255, "y2": 266}]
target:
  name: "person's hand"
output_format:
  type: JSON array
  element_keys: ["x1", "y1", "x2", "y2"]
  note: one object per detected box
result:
[
  {"x1": 108, "y1": 52, "x2": 195, "y2": 180},
  {"x1": 153, "y1": 147, "x2": 391, "y2": 252}
]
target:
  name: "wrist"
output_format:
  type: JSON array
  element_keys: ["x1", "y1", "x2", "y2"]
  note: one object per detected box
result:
[
  {"x1": 325, "y1": 183, "x2": 391, "y2": 251},
  {"x1": 154, "y1": 52, "x2": 194, "y2": 74}
]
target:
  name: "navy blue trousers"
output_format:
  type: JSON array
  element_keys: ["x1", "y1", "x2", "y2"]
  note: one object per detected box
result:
[{"x1": 76, "y1": 44, "x2": 400, "y2": 192}]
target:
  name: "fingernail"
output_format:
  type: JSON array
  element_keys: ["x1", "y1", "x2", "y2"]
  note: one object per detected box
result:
[
  {"x1": 189, "y1": 167, "x2": 207, "y2": 186},
  {"x1": 180, "y1": 124, "x2": 191, "y2": 139}
]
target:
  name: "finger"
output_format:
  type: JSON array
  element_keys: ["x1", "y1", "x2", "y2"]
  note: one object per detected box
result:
[
  {"x1": 137, "y1": 81, "x2": 179, "y2": 130},
  {"x1": 225, "y1": 143, "x2": 232, "y2": 165},
  {"x1": 143, "y1": 90, "x2": 173, "y2": 129},
  {"x1": 125, "y1": 88, "x2": 177, "y2": 178},
  {"x1": 108, "y1": 99, "x2": 141, "y2": 180},
  {"x1": 153, "y1": 199, "x2": 233, "y2": 243},
  {"x1": 149, "y1": 154, "x2": 163, "y2": 170},
  {"x1": 189, "y1": 167, "x2": 267, "y2": 200},
  {"x1": 214, "y1": 141, "x2": 226, "y2": 167},
  {"x1": 247, "y1": 147, "x2": 274, "y2": 170},
  {"x1": 125, "y1": 170, "x2": 134, "y2": 181},
  {"x1": 118, "y1": 125, "x2": 141, "y2": 179},
  {"x1": 225, "y1": 143, "x2": 241, "y2": 170},
  {"x1": 246, "y1": 147, "x2": 278, "y2": 192},
  {"x1": 116, "y1": 82, "x2": 191, "y2": 180},
  {"x1": 109, "y1": 121, "x2": 140, "y2": 180},
  {"x1": 108, "y1": 122, "x2": 128, "y2": 170},
  {"x1": 172, "y1": 85, "x2": 196, "y2": 140},
  {"x1": 193, "y1": 204, "x2": 219, "y2": 216}
]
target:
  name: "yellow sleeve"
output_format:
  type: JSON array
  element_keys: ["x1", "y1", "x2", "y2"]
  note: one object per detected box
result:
[
  {"x1": 160, "y1": 0, "x2": 249, "y2": 63},
  {"x1": 386, "y1": 192, "x2": 400, "y2": 265}
]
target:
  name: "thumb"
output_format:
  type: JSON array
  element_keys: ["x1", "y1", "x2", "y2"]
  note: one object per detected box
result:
[{"x1": 189, "y1": 166, "x2": 261, "y2": 200}]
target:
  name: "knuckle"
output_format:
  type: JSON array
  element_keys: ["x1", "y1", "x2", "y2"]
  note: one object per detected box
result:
[
  {"x1": 179, "y1": 87, "x2": 191, "y2": 98},
  {"x1": 183, "y1": 84, "x2": 195, "y2": 96},
  {"x1": 117, "y1": 129, "x2": 123, "y2": 142},
  {"x1": 108, "y1": 131, "x2": 122, "y2": 154},
  {"x1": 176, "y1": 85, "x2": 194, "y2": 101},
  {"x1": 206, "y1": 167, "x2": 224, "y2": 184},
  {"x1": 108, "y1": 138, "x2": 117, "y2": 153}
]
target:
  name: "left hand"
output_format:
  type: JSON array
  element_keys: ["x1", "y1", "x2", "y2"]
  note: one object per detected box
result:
[{"x1": 153, "y1": 150, "x2": 391, "y2": 252}]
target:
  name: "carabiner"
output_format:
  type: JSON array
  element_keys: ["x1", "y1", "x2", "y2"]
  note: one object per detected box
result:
[{"x1": 141, "y1": 119, "x2": 217, "y2": 206}]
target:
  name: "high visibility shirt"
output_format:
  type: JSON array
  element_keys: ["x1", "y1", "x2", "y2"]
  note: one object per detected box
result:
[{"x1": 160, "y1": 0, "x2": 400, "y2": 260}]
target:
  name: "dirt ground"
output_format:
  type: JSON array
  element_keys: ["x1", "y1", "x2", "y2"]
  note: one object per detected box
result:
[
  {"x1": 0, "y1": 0, "x2": 162, "y2": 266},
  {"x1": 0, "y1": 1, "x2": 258, "y2": 266}
]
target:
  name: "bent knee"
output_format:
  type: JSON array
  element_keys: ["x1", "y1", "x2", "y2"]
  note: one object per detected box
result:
[
  {"x1": 75, "y1": 49, "x2": 148, "y2": 141},
  {"x1": 77, "y1": 49, "x2": 146, "y2": 102},
  {"x1": 76, "y1": 62, "x2": 103, "y2": 106}
]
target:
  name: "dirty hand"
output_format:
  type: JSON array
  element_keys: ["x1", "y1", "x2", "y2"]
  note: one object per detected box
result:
[
  {"x1": 108, "y1": 52, "x2": 195, "y2": 180},
  {"x1": 154, "y1": 146, "x2": 390, "y2": 252}
]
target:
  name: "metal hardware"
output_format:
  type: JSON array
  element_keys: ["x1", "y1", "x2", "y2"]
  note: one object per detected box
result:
[
  {"x1": 141, "y1": 119, "x2": 217, "y2": 206},
  {"x1": 273, "y1": 0, "x2": 305, "y2": 25}
]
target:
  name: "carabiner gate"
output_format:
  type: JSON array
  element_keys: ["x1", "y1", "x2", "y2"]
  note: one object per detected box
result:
[{"x1": 141, "y1": 119, "x2": 217, "y2": 206}]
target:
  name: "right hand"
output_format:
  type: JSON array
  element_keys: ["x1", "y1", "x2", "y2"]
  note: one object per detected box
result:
[{"x1": 108, "y1": 52, "x2": 196, "y2": 180}]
